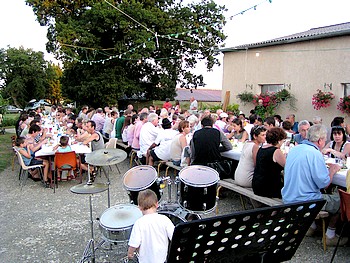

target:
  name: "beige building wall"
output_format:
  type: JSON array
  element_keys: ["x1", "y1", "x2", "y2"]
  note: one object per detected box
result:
[{"x1": 222, "y1": 35, "x2": 350, "y2": 126}]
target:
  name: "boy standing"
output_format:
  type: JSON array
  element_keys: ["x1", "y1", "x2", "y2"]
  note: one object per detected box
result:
[{"x1": 128, "y1": 189, "x2": 174, "y2": 263}]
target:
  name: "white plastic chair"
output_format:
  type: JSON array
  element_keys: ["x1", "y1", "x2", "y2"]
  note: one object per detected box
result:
[{"x1": 13, "y1": 147, "x2": 44, "y2": 190}]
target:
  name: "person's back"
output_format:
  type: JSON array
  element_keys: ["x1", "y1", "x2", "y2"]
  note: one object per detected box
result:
[
  {"x1": 128, "y1": 189, "x2": 174, "y2": 263},
  {"x1": 191, "y1": 127, "x2": 221, "y2": 165},
  {"x1": 282, "y1": 140, "x2": 330, "y2": 203}
]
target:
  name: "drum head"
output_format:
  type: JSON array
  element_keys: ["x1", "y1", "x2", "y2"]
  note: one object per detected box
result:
[
  {"x1": 100, "y1": 204, "x2": 142, "y2": 230},
  {"x1": 179, "y1": 165, "x2": 219, "y2": 187},
  {"x1": 123, "y1": 165, "x2": 157, "y2": 191}
]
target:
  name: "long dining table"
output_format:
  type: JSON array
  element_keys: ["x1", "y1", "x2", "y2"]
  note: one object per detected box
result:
[{"x1": 221, "y1": 147, "x2": 347, "y2": 188}]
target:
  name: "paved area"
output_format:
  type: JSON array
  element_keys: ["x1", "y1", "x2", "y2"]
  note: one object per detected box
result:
[{"x1": 0, "y1": 159, "x2": 349, "y2": 262}]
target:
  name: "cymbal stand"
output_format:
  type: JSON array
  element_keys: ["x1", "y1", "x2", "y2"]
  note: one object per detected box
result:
[
  {"x1": 175, "y1": 176, "x2": 180, "y2": 203},
  {"x1": 79, "y1": 195, "x2": 96, "y2": 263},
  {"x1": 88, "y1": 164, "x2": 111, "y2": 208}
]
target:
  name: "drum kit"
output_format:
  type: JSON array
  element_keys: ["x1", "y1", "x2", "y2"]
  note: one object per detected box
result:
[
  {"x1": 71, "y1": 161, "x2": 219, "y2": 263},
  {"x1": 122, "y1": 165, "x2": 219, "y2": 224}
]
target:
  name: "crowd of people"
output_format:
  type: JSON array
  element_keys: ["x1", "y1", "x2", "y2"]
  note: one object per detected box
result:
[{"x1": 12, "y1": 97, "x2": 350, "y2": 256}]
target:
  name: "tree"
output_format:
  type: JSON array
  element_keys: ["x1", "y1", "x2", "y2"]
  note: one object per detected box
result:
[
  {"x1": 26, "y1": 0, "x2": 226, "y2": 108},
  {"x1": 0, "y1": 47, "x2": 52, "y2": 108},
  {"x1": 47, "y1": 63, "x2": 63, "y2": 105}
]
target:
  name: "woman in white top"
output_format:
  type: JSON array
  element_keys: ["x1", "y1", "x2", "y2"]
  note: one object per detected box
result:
[
  {"x1": 322, "y1": 125, "x2": 350, "y2": 159},
  {"x1": 234, "y1": 126, "x2": 267, "y2": 187},
  {"x1": 170, "y1": 120, "x2": 190, "y2": 166}
]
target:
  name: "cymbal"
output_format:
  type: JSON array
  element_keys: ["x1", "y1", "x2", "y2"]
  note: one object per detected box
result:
[
  {"x1": 70, "y1": 183, "x2": 108, "y2": 194},
  {"x1": 85, "y1": 148, "x2": 128, "y2": 166}
]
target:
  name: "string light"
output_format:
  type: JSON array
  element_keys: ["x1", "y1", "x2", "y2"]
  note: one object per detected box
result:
[{"x1": 61, "y1": 0, "x2": 274, "y2": 65}]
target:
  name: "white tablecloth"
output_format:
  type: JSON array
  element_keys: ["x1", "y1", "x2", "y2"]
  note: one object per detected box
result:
[
  {"x1": 220, "y1": 148, "x2": 347, "y2": 188},
  {"x1": 220, "y1": 148, "x2": 241, "y2": 161},
  {"x1": 35, "y1": 143, "x2": 91, "y2": 157},
  {"x1": 333, "y1": 170, "x2": 346, "y2": 188}
]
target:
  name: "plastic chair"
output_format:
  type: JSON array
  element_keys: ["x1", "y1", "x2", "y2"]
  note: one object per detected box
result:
[
  {"x1": 54, "y1": 151, "x2": 80, "y2": 193},
  {"x1": 13, "y1": 147, "x2": 44, "y2": 190},
  {"x1": 330, "y1": 189, "x2": 350, "y2": 262}
]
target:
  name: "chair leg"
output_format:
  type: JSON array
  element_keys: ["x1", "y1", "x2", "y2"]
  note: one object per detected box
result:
[
  {"x1": 216, "y1": 186, "x2": 222, "y2": 215},
  {"x1": 12, "y1": 154, "x2": 16, "y2": 171},
  {"x1": 322, "y1": 218, "x2": 327, "y2": 251}
]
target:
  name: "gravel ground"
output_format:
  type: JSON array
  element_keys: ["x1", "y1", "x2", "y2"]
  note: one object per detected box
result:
[{"x1": 0, "y1": 157, "x2": 349, "y2": 263}]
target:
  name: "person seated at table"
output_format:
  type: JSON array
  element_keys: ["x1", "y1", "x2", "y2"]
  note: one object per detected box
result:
[
  {"x1": 226, "y1": 118, "x2": 248, "y2": 142},
  {"x1": 148, "y1": 118, "x2": 178, "y2": 166},
  {"x1": 294, "y1": 120, "x2": 310, "y2": 145},
  {"x1": 25, "y1": 124, "x2": 48, "y2": 152},
  {"x1": 263, "y1": 116, "x2": 276, "y2": 130},
  {"x1": 235, "y1": 126, "x2": 267, "y2": 188},
  {"x1": 282, "y1": 120, "x2": 294, "y2": 139},
  {"x1": 80, "y1": 120, "x2": 105, "y2": 176},
  {"x1": 322, "y1": 125, "x2": 350, "y2": 160},
  {"x1": 15, "y1": 137, "x2": 50, "y2": 187},
  {"x1": 170, "y1": 120, "x2": 190, "y2": 166},
  {"x1": 138, "y1": 113, "x2": 160, "y2": 164},
  {"x1": 74, "y1": 120, "x2": 90, "y2": 142},
  {"x1": 252, "y1": 127, "x2": 286, "y2": 198},
  {"x1": 190, "y1": 116, "x2": 232, "y2": 166},
  {"x1": 282, "y1": 124, "x2": 347, "y2": 246},
  {"x1": 53, "y1": 136, "x2": 72, "y2": 153}
]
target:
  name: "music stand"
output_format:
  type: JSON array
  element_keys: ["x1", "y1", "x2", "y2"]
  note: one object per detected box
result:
[{"x1": 167, "y1": 199, "x2": 325, "y2": 263}]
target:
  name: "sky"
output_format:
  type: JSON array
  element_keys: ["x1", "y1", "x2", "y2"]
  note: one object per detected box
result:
[{"x1": 0, "y1": 0, "x2": 349, "y2": 89}]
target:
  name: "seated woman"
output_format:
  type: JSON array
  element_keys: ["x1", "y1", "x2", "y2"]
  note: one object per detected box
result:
[
  {"x1": 234, "y1": 126, "x2": 267, "y2": 187},
  {"x1": 226, "y1": 118, "x2": 248, "y2": 142},
  {"x1": 322, "y1": 125, "x2": 350, "y2": 159},
  {"x1": 170, "y1": 120, "x2": 190, "y2": 166},
  {"x1": 252, "y1": 127, "x2": 286, "y2": 198},
  {"x1": 15, "y1": 137, "x2": 50, "y2": 187}
]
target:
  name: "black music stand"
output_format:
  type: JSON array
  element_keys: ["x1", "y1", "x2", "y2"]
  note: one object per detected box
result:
[{"x1": 167, "y1": 199, "x2": 325, "y2": 263}]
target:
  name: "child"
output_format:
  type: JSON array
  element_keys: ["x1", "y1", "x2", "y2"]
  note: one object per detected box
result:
[
  {"x1": 53, "y1": 136, "x2": 75, "y2": 180},
  {"x1": 15, "y1": 136, "x2": 50, "y2": 187},
  {"x1": 53, "y1": 136, "x2": 72, "y2": 153},
  {"x1": 128, "y1": 189, "x2": 175, "y2": 263}
]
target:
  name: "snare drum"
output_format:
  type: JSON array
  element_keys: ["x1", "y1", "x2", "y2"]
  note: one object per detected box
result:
[
  {"x1": 123, "y1": 165, "x2": 162, "y2": 205},
  {"x1": 158, "y1": 203, "x2": 201, "y2": 226},
  {"x1": 178, "y1": 165, "x2": 219, "y2": 213},
  {"x1": 99, "y1": 204, "x2": 142, "y2": 243}
]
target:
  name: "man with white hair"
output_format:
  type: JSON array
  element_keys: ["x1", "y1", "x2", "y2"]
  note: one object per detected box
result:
[
  {"x1": 294, "y1": 120, "x2": 310, "y2": 145},
  {"x1": 138, "y1": 113, "x2": 160, "y2": 163}
]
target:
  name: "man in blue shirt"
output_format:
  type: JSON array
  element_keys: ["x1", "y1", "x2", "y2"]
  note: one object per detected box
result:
[{"x1": 282, "y1": 124, "x2": 347, "y2": 246}]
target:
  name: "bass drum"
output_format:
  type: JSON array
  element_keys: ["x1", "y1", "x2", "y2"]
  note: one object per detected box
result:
[
  {"x1": 157, "y1": 203, "x2": 201, "y2": 226},
  {"x1": 123, "y1": 165, "x2": 162, "y2": 205},
  {"x1": 99, "y1": 204, "x2": 142, "y2": 243}
]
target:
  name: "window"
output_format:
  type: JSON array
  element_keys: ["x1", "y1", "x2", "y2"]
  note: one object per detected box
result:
[
  {"x1": 260, "y1": 84, "x2": 284, "y2": 93},
  {"x1": 343, "y1": 83, "x2": 350, "y2": 97}
]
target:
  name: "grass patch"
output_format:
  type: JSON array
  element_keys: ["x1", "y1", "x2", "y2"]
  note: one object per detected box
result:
[{"x1": 0, "y1": 131, "x2": 15, "y2": 172}]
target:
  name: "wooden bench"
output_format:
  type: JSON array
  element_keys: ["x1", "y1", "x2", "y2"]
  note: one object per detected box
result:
[
  {"x1": 217, "y1": 178, "x2": 283, "y2": 210},
  {"x1": 165, "y1": 162, "x2": 182, "y2": 178},
  {"x1": 116, "y1": 141, "x2": 129, "y2": 150}
]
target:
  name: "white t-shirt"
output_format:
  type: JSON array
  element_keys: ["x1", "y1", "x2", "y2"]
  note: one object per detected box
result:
[
  {"x1": 128, "y1": 213, "x2": 175, "y2": 263},
  {"x1": 154, "y1": 129, "x2": 178, "y2": 160},
  {"x1": 139, "y1": 122, "x2": 159, "y2": 157},
  {"x1": 190, "y1": 100, "x2": 198, "y2": 110}
]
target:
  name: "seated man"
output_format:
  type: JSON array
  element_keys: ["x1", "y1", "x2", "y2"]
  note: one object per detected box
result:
[
  {"x1": 147, "y1": 118, "x2": 178, "y2": 166},
  {"x1": 294, "y1": 120, "x2": 310, "y2": 145},
  {"x1": 190, "y1": 115, "x2": 232, "y2": 166},
  {"x1": 138, "y1": 113, "x2": 159, "y2": 164},
  {"x1": 282, "y1": 124, "x2": 347, "y2": 246}
]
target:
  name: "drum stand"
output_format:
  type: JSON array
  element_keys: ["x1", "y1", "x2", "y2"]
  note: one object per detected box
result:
[
  {"x1": 89, "y1": 164, "x2": 111, "y2": 208},
  {"x1": 79, "y1": 195, "x2": 97, "y2": 263}
]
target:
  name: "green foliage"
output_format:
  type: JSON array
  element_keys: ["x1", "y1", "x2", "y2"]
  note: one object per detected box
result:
[
  {"x1": 1, "y1": 115, "x2": 18, "y2": 127},
  {"x1": 0, "y1": 132, "x2": 14, "y2": 172},
  {"x1": 237, "y1": 91, "x2": 254, "y2": 105},
  {"x1": 226, "y1": 104, "x2": 240, "y2": 115},
  {"x1": 0, "y1": 47, "x2": 56, "y2": 108},
  {"x1": 26, "y1": 0, "x2": 227, "y2": 108}
]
